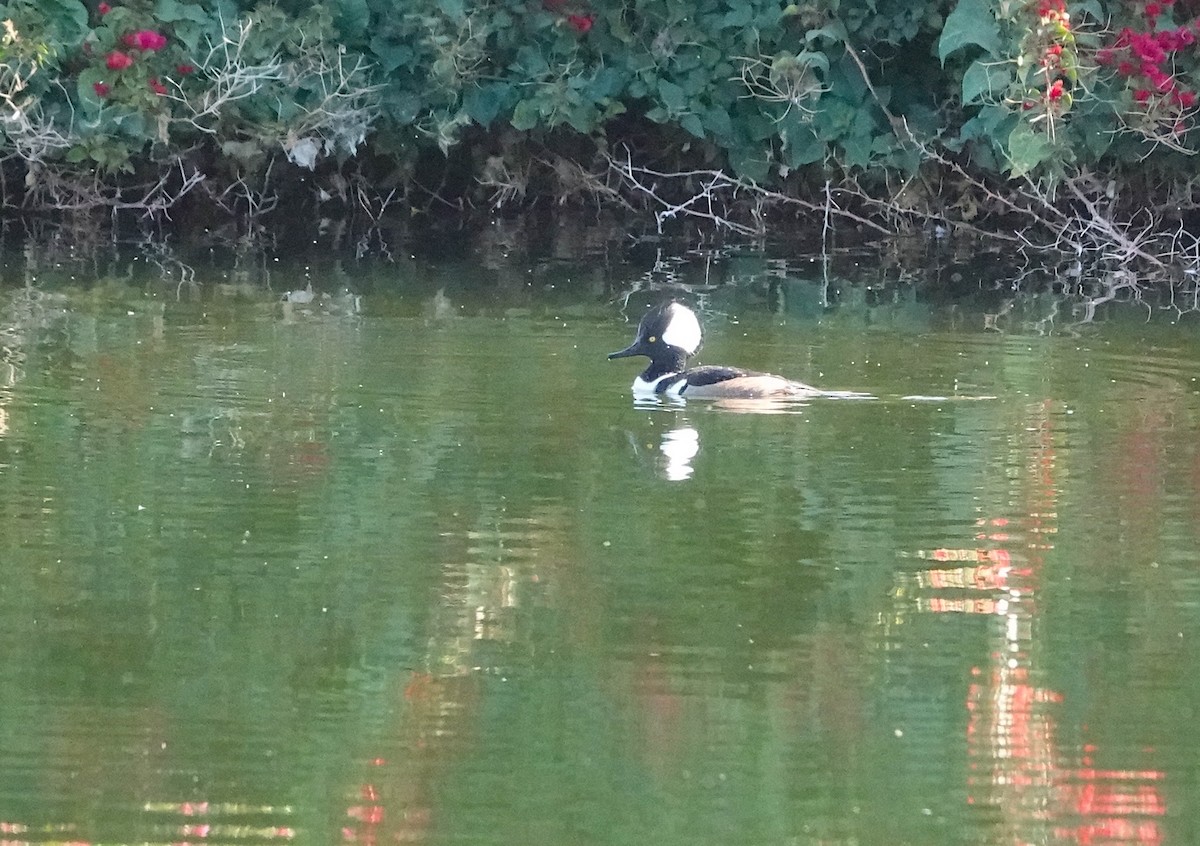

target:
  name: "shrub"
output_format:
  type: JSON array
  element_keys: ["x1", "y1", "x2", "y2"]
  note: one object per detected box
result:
[{"x1": 0, "y1": 0, "x2": 1198, "y2": 257}]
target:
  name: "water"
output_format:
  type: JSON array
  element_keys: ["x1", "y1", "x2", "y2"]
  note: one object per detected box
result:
[{"x1": 0, "y1": 240, "x2": 1197, "y2": 845}]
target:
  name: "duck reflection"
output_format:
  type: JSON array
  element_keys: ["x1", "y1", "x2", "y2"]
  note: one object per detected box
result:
[
  {"x1": 626, "y1": 396, "x2": 818, "y2": 482},
  {"x1": 658, "y1": 425, "x2": 699, "y2": 481},
  {"x1": 624, "y1": 417, "x2": 701, "y2": 481}
]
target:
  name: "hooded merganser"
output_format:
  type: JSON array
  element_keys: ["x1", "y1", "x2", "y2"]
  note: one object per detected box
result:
[{"x1": 608, "y1": 302, "x2": 822, "y2": 399}]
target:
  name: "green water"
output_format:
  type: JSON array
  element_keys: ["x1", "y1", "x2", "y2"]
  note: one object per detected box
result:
[{"x1": 0, "y1": 244, "x2": 1197, "y2": 845}]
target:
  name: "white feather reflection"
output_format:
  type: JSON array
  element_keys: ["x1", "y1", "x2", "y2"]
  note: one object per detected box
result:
[{"x1": 658, "y1": 426, "x2": 700, "y2": 482}]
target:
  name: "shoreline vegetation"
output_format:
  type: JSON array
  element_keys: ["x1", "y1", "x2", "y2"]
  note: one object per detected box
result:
[{"x1": 2, "y1": 1, "x2": 1200, "y2": 298}]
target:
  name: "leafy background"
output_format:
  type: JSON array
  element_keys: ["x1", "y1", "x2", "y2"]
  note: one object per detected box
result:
[{"x1": 0, "y1": 0, "x2": 1198, "y2": 225}]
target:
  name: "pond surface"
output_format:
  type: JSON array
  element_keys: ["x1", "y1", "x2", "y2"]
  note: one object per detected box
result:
[{"x1": 0, "y1": 236, "x2": 1197, "y2": 845}]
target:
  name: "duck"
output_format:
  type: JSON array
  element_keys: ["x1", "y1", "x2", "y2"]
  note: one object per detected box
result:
[{"x1": 608, "y1": 302, "x2": 822, "y2": 399}]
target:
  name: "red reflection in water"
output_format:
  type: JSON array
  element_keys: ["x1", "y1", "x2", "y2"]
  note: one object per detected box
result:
[
  {"x1": 903, "y1": 400, "x2": 1165, "y2": 844},
  {"x1": 0, "y1": 802, "x2": 297, "y2": 845}
]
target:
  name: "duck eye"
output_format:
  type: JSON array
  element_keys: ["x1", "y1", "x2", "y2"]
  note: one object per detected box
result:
[{"x1": 648, "y1": 336, "x2": 657, "y2": 343}]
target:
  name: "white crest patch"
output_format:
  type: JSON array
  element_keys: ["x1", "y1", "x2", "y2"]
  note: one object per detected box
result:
[{"x1": 661, "y1": 305, "x2": 702, "y2": 354}]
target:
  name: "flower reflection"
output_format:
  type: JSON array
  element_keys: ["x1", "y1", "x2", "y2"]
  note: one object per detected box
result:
[{"x1": 888, "y1": 399, "x2": 1165, "y2": 845}]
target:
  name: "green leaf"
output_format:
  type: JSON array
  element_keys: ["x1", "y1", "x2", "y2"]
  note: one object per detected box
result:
[
  {"x1": 436, "y1": 0, "x2": 464, "y2": 18},
  {"x1": 39, "y1": 0, "x2": 89, "y2": 44},
  {"x1": 585, "y1": 67, "x2": 624, "y2": 100},
  {"x1": 1082, "y1": 119, "x2": 1112, "y2": 157},
  {"x1": 464, "y1": 83, "x2": 509, "y2": 126},
  {"x1": 937, "y1": 0, "x2": 1000, "y2": 65},
  {"x1": 76, "y1": 66, "x2": 107, "y2": 110},
  {"x1": 154, "y1": 0, "x2": 210, "y2": 24},
  {"x1": 961, "y1": 59, "x2": 1011, "y2": 104},
  {"x1": 680, "y1": 112, "x2": 704, "y2": 138},
  {"x1": 514, "y1": 45, "x2": 550, "y2": 78},
  {"x1": 804, "y1": 21, "x2": 848, "y2": 46},
  {"x1": 703, "y1": 107, "x2": 733, "y2": 139},
  {"x1": 1071, "y1": 0, "x2": 1104, "y2": 23},
  {"x1": 721, "y1": 6, "x2": 753, "y2": 28},
  {"x1": 728, "y1": 145, "x2": 770, "y2": 183},
  {"x1": 565, "y1": 105, "x2": 596, "y2": 134},
  {"x1": 382, "y1": 88, "x2": 420, "y2": 125},
  {"x1": 1006, "y1": 122, "x2": 1053, "y2": 178},
  {"x1": 960, "y1": 104, "x2": 1014, "y2": 141},
  {"x1": 814, "y1": 97, "x2": 856, "y2": 136},
  {"x1": 742, "y1": 109, "x2": 777, "y2": 142},
  {"x1": 658, "y1": 79, "x2": 687, "y2": 114},
  {"x1": 779, "y1": 112, "x2": 824, "y2": 167},
  {"x1": 840, "y1": 133, "x2": 873, "y2": 169},
  {"x1": 369, "y1": 36, "x2": 414, "y2": 73},
  {"x1": 332, "y1": 0, "x2": 370, "y2": 40},
  {"x1": 111, "y1": 109, "x2": 146, "y2": 139},
  {"x1": 510, "y1": 99, "x2": 540, "y2": 130}
]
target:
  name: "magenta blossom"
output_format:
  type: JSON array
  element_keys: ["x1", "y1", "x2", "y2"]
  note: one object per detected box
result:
[{"x1": 123, "y1": 30, "x2": 168, "y2": 51}]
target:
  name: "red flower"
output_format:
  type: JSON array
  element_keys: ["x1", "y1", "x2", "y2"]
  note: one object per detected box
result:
[
  {"x1": 1178, "y1": 90, "x2": 1197, "y2": 107},
  {"x1": 1134, "y1": 88, "x2": 1152, "y2": 102},
  {"x1": 1144, "y1": 2, "x2": 1161, "y2": 18},
  {"x1": 149, "y1": 77, "x2": 168, "y2": 95},
  {"x1": 124, "y1": 30, "x2": 168, "y2": 51},
  {"x1": 176, "y1": 63, "x2": 194, "y2": 75},
  {"x1": 1156, "y1": 31, "x2": 1178, "y2": 51},
  {"x1": 567, "y1": 13, "x2": 594, "y2": 33},
  {"x1": 106, "y1": 50, "x2": 134, "y2": 70},
  {"x1": 93, "y1": 81, "x2": 110, "y2": 97},
  {"x1": 1117, "y1": 61, "x2": 1135, "y2": 77},
  {"x1": 98, "y1": 2, "x2": 111, "y2": 13},
  {"x1": 1048, "y1": 79, "x2": 1065, "y2": 100}
]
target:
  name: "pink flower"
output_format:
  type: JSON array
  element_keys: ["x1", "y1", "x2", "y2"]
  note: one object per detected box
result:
[
  {"x1": 1134, "y1": 88, "x2": 1152, "y2": 102},
  {"x1": 566, "y1": 13, "x2": 594, "y2": 33},
  {"x1": 123, "y1": 30, "x2": 168, "y2": 51},
  {"x1": 1144, "y1": 2, "x2": 1161, "y2": 18},
  {"x1": 105, "y1": 50, "x2": 134, "y2": 71},
  {"x1": 93, "y1": 81, "x2": 110, "y2": 97},
  {"x1": 176, "y1": 63, "x2": 194, "y2": 75},
  {"x1": 98, "y1": 2, "x2": 111, "y2": 13},
  {"x1": 149, "y1": 77, "x2": 167, "y2": 95},
  {"x1": 1157, "y1": 31, "x2": 1178, "y2": 51},
  {"x1": 1178, "y1": 90, "x2": 1197, "y2": 107}
]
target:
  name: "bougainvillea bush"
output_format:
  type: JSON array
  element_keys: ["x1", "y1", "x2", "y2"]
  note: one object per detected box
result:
[{"x1": 1, "y1": 0, "x2": 1200, "y2": 252}]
